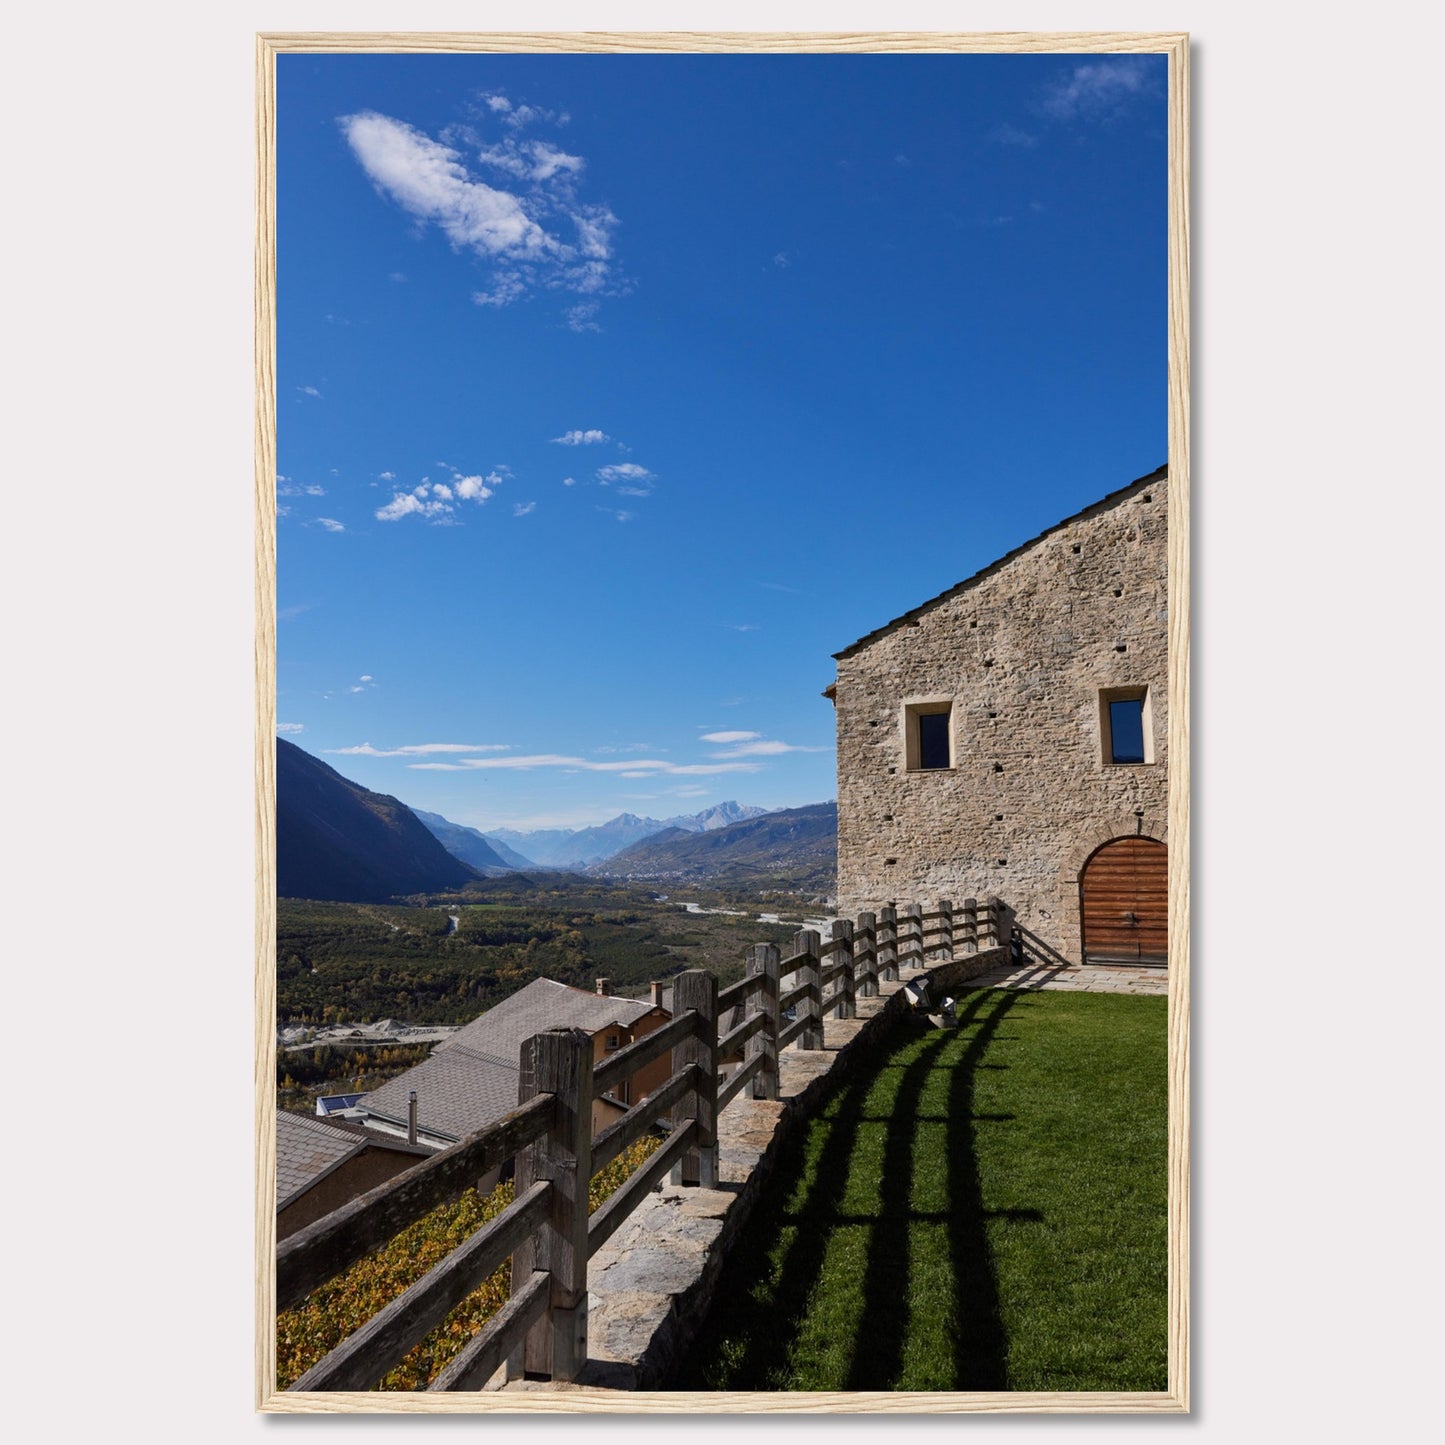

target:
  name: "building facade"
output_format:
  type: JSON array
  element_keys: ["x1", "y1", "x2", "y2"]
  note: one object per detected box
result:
[{"x1": 830, "y1": 465, "x2": 1170, "y2": 969}]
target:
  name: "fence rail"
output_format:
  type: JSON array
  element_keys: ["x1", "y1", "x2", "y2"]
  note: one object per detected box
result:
[{"x1": 280, "y1": 896, "x2": 1008, "y2": 1391}]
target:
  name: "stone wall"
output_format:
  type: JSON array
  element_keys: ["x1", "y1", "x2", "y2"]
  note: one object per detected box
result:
[{"x1": 832, "y1": 469, "x2": 1169, "y2": 966}]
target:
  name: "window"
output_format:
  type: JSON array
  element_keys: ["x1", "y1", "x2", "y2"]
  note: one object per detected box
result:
[
  {"x1": 902, "y1": 699, "x2": 953, "y2": 770},
  {"x1": 605, "y1": 1033, "x2": 621, "y2": 1051},
  {"x1": 1099, "y1": 686, "x2": 1154, "y2": 765}
]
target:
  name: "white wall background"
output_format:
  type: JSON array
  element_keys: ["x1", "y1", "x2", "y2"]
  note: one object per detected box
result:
[{"x1": 7, "y1": 3, "x2": 1437, "y2": 1439}]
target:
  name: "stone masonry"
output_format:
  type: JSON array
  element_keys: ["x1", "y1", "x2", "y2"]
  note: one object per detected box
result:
[{"x1": 830, "y1": 466, "x2": 1169, "y2": 967}]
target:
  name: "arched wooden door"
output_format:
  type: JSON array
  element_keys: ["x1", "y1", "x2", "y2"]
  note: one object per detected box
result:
[{"x1": 1079, "y1": 837, "x2": 1168, "y2": 965}]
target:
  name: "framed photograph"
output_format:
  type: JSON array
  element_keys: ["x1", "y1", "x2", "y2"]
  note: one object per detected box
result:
[{"x1": 257, "y1": 30, "x2": 1188, "y2": 1414}]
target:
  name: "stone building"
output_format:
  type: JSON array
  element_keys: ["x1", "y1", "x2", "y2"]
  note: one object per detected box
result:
[{"x1": 828, "y1": 464, "x2": 1170, "y2": 969}]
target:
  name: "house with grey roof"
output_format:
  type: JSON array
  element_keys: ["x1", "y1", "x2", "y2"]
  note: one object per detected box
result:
[
  {"x1": 275, "y1": 1109, "x2": 433, "y2": 1242},
  {"x1": 354, "y1": 977, "x2": 673, "y2": 1173}
]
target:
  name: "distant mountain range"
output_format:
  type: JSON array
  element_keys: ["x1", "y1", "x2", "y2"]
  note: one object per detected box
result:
[
  {"x1": 410, "y1": 810, "x2": 516, "y2": 873},
  {"x1": 277, "y1": 739, "x2": 479, "y2": 902},
  {"x1": 590, "y1": 802, "x2": 838, "y2": 893},
  {"x1": 277, "y1": 738, "x2": 833, "y2": 900},
  {"x1": 482, "y1": 801, "x2": 770, "y2": 868}
]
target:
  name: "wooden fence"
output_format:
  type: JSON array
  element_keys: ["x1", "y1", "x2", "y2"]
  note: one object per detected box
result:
[{"x1": 276, "y1": 896, "x2": 1010, "y2": 1392}]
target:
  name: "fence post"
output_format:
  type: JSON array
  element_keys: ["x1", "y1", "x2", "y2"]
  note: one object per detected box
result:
[
  {"x1": 670, "y1": 970, "x2": 718, "y2": 1187},
  {"x1": 512, "y1": 1027, "x2": 592, "y2": 1382},
  {"x1": 855, "y1": 910, "x2": 877, "y2": 997},
  {"x1": 901, "y1": 903, "x2": 923, "y2": 970},
  {"x1": 979, "y1": 897, "x2": 998, "y2": 951},
  {"x1": 831, "y1": 918, "x2": 855, "y2": 1019},
  {"x1": 746, "y1": 943, "x2": 780, "y2": 1101},
  {"x1": 991, "y1": 896, "x2": 1011, "y2": 956},
  {"x1": 877, "y1": 906, "x2": 898, "y2": 982},
  {"x1": 960, "y1": 897, "x2": 978, "y2": 954},
  {"x1": 935, "y1": 899, "x2": 954, "y2": 962},
  {"x1": 796, "y1": 928, "x2": 824, "y2": 1048}
]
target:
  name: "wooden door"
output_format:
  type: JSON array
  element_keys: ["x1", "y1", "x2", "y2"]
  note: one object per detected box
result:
[{"x1": 1079, "y1": 837, "x2": 1168, "y2": 965}]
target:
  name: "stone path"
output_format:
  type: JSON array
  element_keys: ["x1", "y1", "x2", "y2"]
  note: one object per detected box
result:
[{"x1": 963, "y1": 958, "x2": 1169, "y2": 995}]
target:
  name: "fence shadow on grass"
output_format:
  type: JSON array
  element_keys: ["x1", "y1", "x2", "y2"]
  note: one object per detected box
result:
[{"x1": 672, "y1": 987, "x2": 1038, "y2": 1391}]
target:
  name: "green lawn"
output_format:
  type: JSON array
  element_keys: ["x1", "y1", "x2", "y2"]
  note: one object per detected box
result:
[{"x1": 674, "y1": 987, "x2": 1168, "y2": 1392}]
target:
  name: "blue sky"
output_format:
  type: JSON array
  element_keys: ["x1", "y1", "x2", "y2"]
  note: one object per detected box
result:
[{"x1": 276, "y1": 51, "x2": 1167, "y2": 832}]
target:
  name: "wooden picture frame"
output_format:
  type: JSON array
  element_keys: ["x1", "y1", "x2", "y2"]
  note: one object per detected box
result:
[{"x1": 256, "y1": 29, "x2": 1189, "y2": 1414}]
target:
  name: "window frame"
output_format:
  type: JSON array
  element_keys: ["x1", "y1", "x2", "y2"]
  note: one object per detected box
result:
[
  {"x1": 1098, "y1": 685, "x2": 1155, "y2": 766},
  {"x1": 901, "y1": 697, "x2": 955, "y2": 772}
]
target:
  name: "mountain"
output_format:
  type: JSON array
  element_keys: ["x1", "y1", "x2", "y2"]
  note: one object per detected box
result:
[
  {"x1": 476, "y1": 834, "x2": 536, "y2": 871},
  {"x1": 276, "y1": 738, "x2": 480, "y2": 902},
  {"x1": 591, "y1": 802, "x2": 838, "y2": 893},
  {"x1": 411, "y1": 810, "x2": 519, "y2": 872},
  {"x1": 489, "y1": 803, "x2": 772, "y2": 868}
]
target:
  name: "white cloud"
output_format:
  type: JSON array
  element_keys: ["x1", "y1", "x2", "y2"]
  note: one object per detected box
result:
[
  {"x1": 595, "y1": 507, "x2": 634, "y2": 523},
  {"x1": 277, "y1": 479, "x2": 325, "y2": 497},
  {"x1": 726, "y1": 624, "x2": 760, "y2": 632},
  {"x1": 298, "y1": 385, "x2": 322, "y2": 398},
  {"x1": 551, "y1": 429, "x2": 609, "y2": 446},
  {"x1": 597, "y1": 462, "x2": 653, "y2": 485},
  {"x1": 376, "y1": 491, "x2": 449, "y2": 522},
  {"x1": 562, "y1": 476, "x2": 577, "y2": 487},
  {"x1": 773, "y1": 251, "x2": 791, "y2": 268},
  {"x1": 389, "y1": 272, "x2": 407, "y2": 283},
  {"x1": 513, "y1": 501, "x2": 536, "y2": 517},
  {"x1": 565, "y1": 301, "x2": 602, "y2": 333},
  {"x1": 349, "y1": 685, "x2": 364, "y2": 693},
  {"x1": 1041, "y1": 59, "x2": 1158, "y2": 121},
  {"x1": 379, "y1": 471, "x2": 395, "y2": 481},
  {"x1": 327, "y1": 742, "x2": 512, "y2": 757},
  {"x1": 375, "y1": 469, "x2": 505, "y2": 522},
  {"x1": 700, "y1": 731, "x2": 760, "y2": 744},
  {"x1": 408, "y1": 754, "x2": 761, "y2": 776},
  {"x1": 359, "y1": 675, "x2": 373, "y2": 682},
  {"x1": 341, "y1": 108, "x2": 621, "y2": 311},
  {"x1": 708, "y1": 739, "x2": 831, "y2": 759},
  {"x1": 277, "y1": 722, "x2": 305, "y2": 734},
  {"x1": 992, "y1": 122, "x2": 1038, "y2": 148},
  {"x1": 314, "y1": 517, "x2": 345, "y2": 533}
]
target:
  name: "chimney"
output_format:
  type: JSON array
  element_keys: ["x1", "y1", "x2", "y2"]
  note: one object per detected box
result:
[
  {"x1": 650, "y1": 980, "x2": 664, "y2": 1007},
  {"x1": 595, "y1": 978, "x2": 610, "y2": 996},
  {"x1": 408, "y1": 1090, "x2": 418, "y2": 1145}
]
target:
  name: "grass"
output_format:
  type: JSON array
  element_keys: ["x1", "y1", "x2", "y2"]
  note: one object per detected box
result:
[{"x1": 674, "y1": 987, "x2": 1167, "y2": 1392}]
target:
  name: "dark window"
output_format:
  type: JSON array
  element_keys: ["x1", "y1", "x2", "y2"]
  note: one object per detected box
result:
[
  {"x1": 918, "y1": 710, "x2": 951, "y2": 769},
  {"x1": 1108, "y1": 699, "x2": 1146, "y2": 764}
]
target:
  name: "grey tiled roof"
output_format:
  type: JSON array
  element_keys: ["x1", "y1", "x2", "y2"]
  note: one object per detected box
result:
[
  {"x1": 276, "y1": 1111, "x2": 366, "y2": 1210},
  {"x1": 361, "y1": 979, "x2": 658, "y2": 1143},
  {"x1": 276, "y1": 1111, "x2": 433, "y2": 1211}
]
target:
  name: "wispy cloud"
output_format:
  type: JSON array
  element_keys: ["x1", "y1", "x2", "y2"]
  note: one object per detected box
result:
[
  {"x1": 379, "y1": 471, "x2": 395, "y2": 481},
  {"x1": 552, "y1": 429, "x2": 610, "y2": 445},
  {"x1": 1040, "y1": 59, "x2": 1160, "y2": 121},
  {"x1": 409, "y1": 753, "x2": 761, "y2": 776},
  {"x1": 595, "y1": 506, "x2": 634, "y2": 523},
  {"x1": 513, "y1": 501, "x2": 536, "y2": 517},
  {"x1": 340, "y1": 107, "x2": 621, "y2": 312},
  {"x1": 277, "y1": 477, "x2": 325, "y2": 498},
  {"x1": 277, "y1": 722, "x2": 305, "y2": 734},
  {"x1": 327, "y1": 742, "x2": 512, "y2": 758},
  {"x1": 565, "y1": 301, "x2": 603, "y2": 332},
  {"x1": 562, "y1": 476, "x2": 577, "y2": 487},
  {"x1": 991, "y1": 122, "x2": 1038, "y2": 148},
  {"x1": 773, "y1": 251, "x2": 791, "y2": 268},
  {"x1": 313, "y1": 517, "x2": 345, "y2": 533},
  {"x1": 596, "y1": 462, "x2": 654, "y2": 494},
  {"x1": 708, "y1": 738, "x2": 830, "y2": 759},
  {"x1": 700, "y1": 731, "x2": 760, "y2": 744},
  {"x1": 726, "y1": 624, "x2": 760, "y2": 633},
  {"x1": 297, "y1": 385, "x2": 322, "y2": 398}
]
